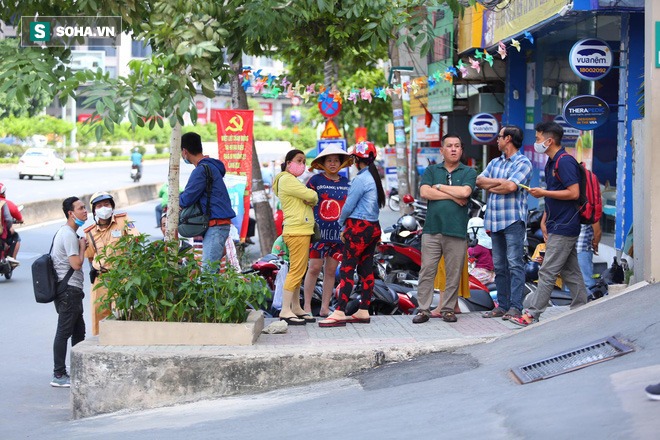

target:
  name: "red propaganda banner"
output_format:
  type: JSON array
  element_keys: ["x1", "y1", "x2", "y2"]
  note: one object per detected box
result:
[{"x1": 212, "y1": 109, "x2": 254, "y2": 241}]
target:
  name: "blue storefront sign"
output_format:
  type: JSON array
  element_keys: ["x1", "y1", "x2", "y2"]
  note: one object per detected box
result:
[
  {"x1": 554, "y1": 115, "x2": 581, "y2": 146},
  {"x1": 569, "y1": 38, "x2": 613, "y2": 81},
  {"x1": 562, "y1": 95, "x2": 610, "y2": 130},
  {"x1": 468, "y1": 113, "x2": 499, "y2": 143}
]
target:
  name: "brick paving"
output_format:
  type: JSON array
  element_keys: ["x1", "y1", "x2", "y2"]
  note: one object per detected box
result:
[{"x1": 257, "y1": 306, "x2": 571, "y2": 349}]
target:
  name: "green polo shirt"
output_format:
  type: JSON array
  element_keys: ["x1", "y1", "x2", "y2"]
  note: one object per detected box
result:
[{"x1": 420, "y1": 162, "x2": 477, "y2": 238}]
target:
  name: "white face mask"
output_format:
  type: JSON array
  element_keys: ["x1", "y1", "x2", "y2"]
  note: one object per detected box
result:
[
  {"x1": 95, "y1": 206, "x2": 113, "y2": 220},
  {"x1": 533, "y1": 139, "x2": 549, "y2": 154}
]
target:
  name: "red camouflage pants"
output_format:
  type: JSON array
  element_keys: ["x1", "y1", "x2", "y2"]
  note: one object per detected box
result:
[{"x1": 337, "y1": 218, "x2": 381, "y2": 311}]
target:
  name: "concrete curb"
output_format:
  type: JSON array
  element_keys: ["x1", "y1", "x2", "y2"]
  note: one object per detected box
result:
[
  {"x1": 71, "y1": 337, "x2": 489, "y2": 419},
  {"x1": 20, "y1": 183, "x2": 160, "y2": 227}
]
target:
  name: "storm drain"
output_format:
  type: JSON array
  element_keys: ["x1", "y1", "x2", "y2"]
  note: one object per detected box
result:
[{"x1": 511, "y1": 336, "x2": 634, "y2": 384}]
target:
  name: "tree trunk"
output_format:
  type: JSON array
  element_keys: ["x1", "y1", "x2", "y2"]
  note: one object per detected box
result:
[
  {"x1": 230, "y1": 60, "x2": 277, "y2": 254},
  {"x1": 165, "y1": 121, "x2": 182, "y2": 241},
  {"x1": 388, "y1": 39, "x2": 411, "y2": 197}
]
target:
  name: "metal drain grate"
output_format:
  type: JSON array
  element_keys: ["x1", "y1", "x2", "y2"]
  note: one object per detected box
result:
[{"x1": 511, "y1": 336, "x2": 634, "y2": 384}]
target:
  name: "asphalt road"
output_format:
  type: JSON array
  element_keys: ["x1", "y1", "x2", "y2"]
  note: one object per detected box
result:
[{"x1": 0, "y1": 159, "x2": 192, "y2": 204}]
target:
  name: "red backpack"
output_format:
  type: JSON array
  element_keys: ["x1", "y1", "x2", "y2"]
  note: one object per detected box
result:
[{"x1": 554, "y1": 153, "x2": 603, "y2": 225}]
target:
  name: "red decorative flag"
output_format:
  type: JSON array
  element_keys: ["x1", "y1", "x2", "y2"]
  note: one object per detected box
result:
[{"x1": 212, "y1": 109, "x2": 254, "y2": 241}]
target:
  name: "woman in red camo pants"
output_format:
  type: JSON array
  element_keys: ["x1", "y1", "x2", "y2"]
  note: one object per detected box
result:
[{"x1": 319, "y1": 141, "x2": 385, "y2": 328}]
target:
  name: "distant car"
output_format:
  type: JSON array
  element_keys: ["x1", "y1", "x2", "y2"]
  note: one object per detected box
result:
[{"x1": 18, "y1": 148, "x2": 65, "y2": 180}]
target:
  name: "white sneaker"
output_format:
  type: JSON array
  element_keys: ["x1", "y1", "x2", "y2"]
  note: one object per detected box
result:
[
  {"x1": 6, "y1": 256, "x2": 19, "y2": 267},
  {"x1": 50, "y1": 373, "x2": 71, "y2": 388}
]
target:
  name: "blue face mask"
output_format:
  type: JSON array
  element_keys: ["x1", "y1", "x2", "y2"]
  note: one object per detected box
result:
[
  {"x1": 183, "y1": 158, "x2": 191, "y2": 165},
  {"x1": 73, "y1": 214, "x2": 85, "y2": 227}
]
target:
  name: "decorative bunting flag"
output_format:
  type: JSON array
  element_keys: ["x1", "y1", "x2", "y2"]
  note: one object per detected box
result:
[{"x1": 234, "y1": 34, "x2": 534, "y2": 104}]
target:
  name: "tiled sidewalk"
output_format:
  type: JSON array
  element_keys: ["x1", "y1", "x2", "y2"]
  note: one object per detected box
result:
[{"x1": 257, "y1": 306, "x2": 570, "y2": 349}]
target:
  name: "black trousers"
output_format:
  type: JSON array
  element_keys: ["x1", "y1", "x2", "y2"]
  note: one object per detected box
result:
[{"x1": 53, "y1": 285, "x2": 85, "y2": 376}]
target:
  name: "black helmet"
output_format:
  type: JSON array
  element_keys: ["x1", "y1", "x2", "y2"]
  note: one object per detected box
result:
[{"x1": 525, "y1": 260, "x2": 540, "y2": 282}]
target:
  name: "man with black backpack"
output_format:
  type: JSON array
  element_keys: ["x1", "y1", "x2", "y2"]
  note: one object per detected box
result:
[
  {"x1": 50, "y1": 197, "x2": 88, "y2": 387},
  {"x1": 510, "y1": 121, "x2": 588, "y2": 327},
  {"x1": 179, "y1": 132, "x2": 235, "y2": 270}
]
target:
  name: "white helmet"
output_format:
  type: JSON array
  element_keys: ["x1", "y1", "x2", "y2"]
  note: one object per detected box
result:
[{"x1": 400, "y1": 215, "x2": 418, "y2": 232}]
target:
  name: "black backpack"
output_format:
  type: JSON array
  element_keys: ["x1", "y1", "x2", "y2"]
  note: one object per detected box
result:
[{"x1": 32, "y1": 233, "x2": 74, "y2": 303}]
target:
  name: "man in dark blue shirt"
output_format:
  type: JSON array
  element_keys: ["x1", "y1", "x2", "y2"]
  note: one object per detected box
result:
[
  {"x1": 179, "y1": 132, "x2": 236, "y2": 270},
  {"x1": 510, "y1": 121, "x2": 587, "y2": 326}
]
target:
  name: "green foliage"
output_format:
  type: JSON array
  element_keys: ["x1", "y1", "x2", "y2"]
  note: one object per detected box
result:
[
  {"x1": 253, "y1": 123, "x2": 316, "y2": 151},
  {"x1": 0, "y1": 115, "x2": 73, "y2": 139},
  {"x1": 0, "y1": 143, "x2": 26, "y2": 160},
  {"x1": 96, "y1": 234, "x2": 271, "y2": 323},
  {"x1": 182, "y1": 123, "x2": 217, "y2": 142}
]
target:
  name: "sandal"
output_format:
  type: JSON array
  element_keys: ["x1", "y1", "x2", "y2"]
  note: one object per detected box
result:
[
  {"x1": 508, "y1": 314, "x2": 538, "y2": 327},
  {"x1": 441, "y1": 311, "x2": 457, "y2": 323},
  {"x1": 482, "y1": 307, "x2": 505, "y2": 319},
  {"x1": 279, "y1": 316, "x2": 306, "y2": 326},
  {"x1": 318, "y1": 317, "x2": 347, "y2": 328},
  {"x1": 296, "y1": 313, "x2": 316, "y2": 323},
  {"x1": 502, "y1": 308, "x2": 522, "y2": 321}
]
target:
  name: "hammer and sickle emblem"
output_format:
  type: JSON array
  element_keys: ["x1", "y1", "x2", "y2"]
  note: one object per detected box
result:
[{"x1": 226, "y1": 115, "x2": 244, "y2": 132}]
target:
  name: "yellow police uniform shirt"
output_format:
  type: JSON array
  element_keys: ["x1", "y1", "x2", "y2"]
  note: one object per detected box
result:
[{"x1": 84, "y1": 212, "x2": 139, "y2": 271}]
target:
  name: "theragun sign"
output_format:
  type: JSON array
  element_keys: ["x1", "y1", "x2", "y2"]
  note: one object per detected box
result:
[{"x1": 569, "y1": 38, "x2": 613, "y2": 81}]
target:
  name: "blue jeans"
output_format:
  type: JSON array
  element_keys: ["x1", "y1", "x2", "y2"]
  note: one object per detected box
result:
[
  {"x1": 202, "y1": 224, "x2": 231, "y2": 271},
  {"x1": 578, "y1": 250, "x2": 595, "y2": 290},
  {"x1": 491, "y1": 220, "x2": 526, "y2": 312}
]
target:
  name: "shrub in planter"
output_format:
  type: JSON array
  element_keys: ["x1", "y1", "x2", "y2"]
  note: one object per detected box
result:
[{"x1": 95, "y1": 234, "x2": 270, "y2": 323}]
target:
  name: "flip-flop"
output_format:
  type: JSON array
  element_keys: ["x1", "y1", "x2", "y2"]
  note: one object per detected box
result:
[
  {"x1": 318, "y1": 317, "x2": 347, "y2": 327},
  {"x1": 429, "y1": 312, "x2": 443, "y2": 318},
  {"x1": 296, "y1": 313, "x2": 316, "y2": 323},
  {"x1": 346, "y1": 315, "x2": 371, "y2": 324},
  {"x1": 279, "y1": 316, "x2": 306, "y2": 326}
]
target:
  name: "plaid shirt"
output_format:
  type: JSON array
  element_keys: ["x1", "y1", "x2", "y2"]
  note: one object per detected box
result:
[
  {"x1": 480, "y1": 150, "x2": 532, "y2": 233},
  {"x1": 576, "y1": 224, "x2": 594, "y2": 253}
]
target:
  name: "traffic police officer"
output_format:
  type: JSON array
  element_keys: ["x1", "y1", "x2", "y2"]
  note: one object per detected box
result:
[{"x1": 84, "y1": 191, "x2": 139, "y2": 335}]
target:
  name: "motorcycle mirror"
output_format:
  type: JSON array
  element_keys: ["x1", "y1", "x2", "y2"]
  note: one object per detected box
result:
[{"x1": 398, "y1": 230, "x2": 412, "y2": 238}]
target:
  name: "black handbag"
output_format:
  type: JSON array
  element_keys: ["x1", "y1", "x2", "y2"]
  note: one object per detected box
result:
[{"x1": 178, "y1": 164, "x2": 213, "y2": 238}]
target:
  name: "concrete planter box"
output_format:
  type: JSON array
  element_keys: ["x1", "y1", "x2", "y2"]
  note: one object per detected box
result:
[{"x1": 98, "y1": 310, "x2": 264, "y2": 346}]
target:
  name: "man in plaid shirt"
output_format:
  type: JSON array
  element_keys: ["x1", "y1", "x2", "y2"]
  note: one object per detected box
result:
[
  {"x1": 476, "y1": 125, "x2": 532, "y2": 320},
  {"x1": 576, "y1": 222, "x2": 601, "y2": 291}
]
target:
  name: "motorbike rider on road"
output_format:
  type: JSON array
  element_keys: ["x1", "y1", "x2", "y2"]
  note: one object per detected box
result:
[
  {"x1": 0, "y1": 183, "x2": 22, "y2": 266},
  {"x1": 130, "y1": 147, "x2": 143, "y2": 176}
]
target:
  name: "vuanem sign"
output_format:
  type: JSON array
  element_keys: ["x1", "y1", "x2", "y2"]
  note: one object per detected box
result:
[
  {"x1": 569, "y1": 39, "x2": 613, "y2": 81},
  {"x1": 562, "y1": 95, "x2": 610, "y2": 130},
  {"x1": 468, "y1": 113, "x2": 499, "y2": 144}
]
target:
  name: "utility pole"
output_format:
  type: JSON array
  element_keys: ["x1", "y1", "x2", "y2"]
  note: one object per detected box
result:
[
  {"x1": 388, "y1": 39, "x2": 412, "y2": 197},
  {"x1": 230, "y1": 59, "x2": 277, "y2": 253}
]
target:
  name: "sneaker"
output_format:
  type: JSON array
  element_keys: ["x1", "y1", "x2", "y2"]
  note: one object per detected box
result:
[
  {"x1": 50, "y1": 373, "x2": 71, "y2": 388},
  {"x1": 645, "y1": 383, "x2": 660, "y2": 401},
  {"x1": 6, "y1": 256, "x2": 19, "y2": 267}
]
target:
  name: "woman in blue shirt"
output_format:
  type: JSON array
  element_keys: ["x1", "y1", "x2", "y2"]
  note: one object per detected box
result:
[{"x1": 319, "y1": 141, "x2": 385, "y2": 327}]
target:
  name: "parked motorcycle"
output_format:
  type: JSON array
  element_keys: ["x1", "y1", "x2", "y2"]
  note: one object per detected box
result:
[
  {"x1": 387, "y1": 187, "x2": 400, "y2": 212},
  {"x1": 130, "y1": 165, "x2": 142, "y2": 182}
]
